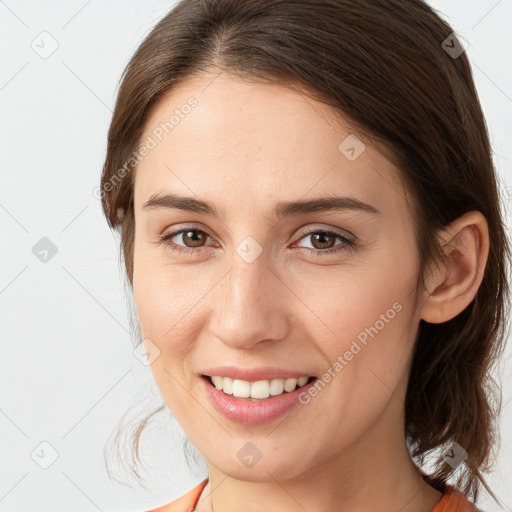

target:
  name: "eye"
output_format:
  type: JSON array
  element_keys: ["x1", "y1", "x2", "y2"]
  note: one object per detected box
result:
[
  {"x1": 293, "y1": 229, "x2": 356, "y2": 256},
  {"x1": 157, "y1": 226, "x2": 357, "y2": 257},
  {"x1": 157, "y1": 228, "x2": 215, "y2": 255}
]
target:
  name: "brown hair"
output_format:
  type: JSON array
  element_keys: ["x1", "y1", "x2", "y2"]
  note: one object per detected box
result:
[{"x1": 100, "y1": 0, "x2": 511, "y2": 504}]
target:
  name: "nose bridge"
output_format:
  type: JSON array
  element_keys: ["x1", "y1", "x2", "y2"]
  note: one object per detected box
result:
[{"x1": 209, "y1": 247, "x2": 289, "y2": 349}]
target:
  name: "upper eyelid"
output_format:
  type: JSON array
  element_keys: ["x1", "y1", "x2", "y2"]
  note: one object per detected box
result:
[{"x1": 295, "y1": 224, "x2": 354, "y2": 239}]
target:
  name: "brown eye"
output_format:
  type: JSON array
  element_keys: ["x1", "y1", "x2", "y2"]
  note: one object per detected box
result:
[
  {"x1": 158, "y1": 228, "x2": 214, "y2": 255},
  {"x1": 180, "y1": 229, "x2": 209, "y2": 247},
  {"x1": 294, "y1": 229, "x2": 356, "y2": 256},
  {"x1": 158, "y1": 227, "x2": 356, "y2": 257},
  {"x1": 309, "y1": 231, "x2": 337, "y2": 250}
]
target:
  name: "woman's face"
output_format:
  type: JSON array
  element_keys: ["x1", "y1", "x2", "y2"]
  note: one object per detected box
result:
[{"x1": 132, "y1": 73, "x2": 426, "y2": 481}]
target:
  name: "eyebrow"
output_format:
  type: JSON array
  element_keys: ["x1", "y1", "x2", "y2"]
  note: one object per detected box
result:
[{"x1": 142, "y1": 192, "x2": 381, "y2": 218}]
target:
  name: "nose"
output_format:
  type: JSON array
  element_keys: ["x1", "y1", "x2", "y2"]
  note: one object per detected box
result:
[{"x1": 208, "y1": 251, "x2": 291, "y2": 350}]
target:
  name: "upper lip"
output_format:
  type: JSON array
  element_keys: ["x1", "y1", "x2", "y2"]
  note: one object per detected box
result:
[{"x1": 201, "y1": 366, "x2": 317, "y2": 382}]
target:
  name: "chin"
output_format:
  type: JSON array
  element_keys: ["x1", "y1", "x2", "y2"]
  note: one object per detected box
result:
[{"x1": 208, "y1": 452, "x2": 312, "y2": 483}]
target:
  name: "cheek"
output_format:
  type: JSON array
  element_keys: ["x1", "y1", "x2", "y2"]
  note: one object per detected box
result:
[
  {"x1": 133, "y1": 267, "x2": 204, "y2": 383},
  {"x1": 302, "y1": 282, "x2": 415, "y2": 412},
  {"x1": 300, "y1": 250, "x2": 417, "y2": 359},
  {"x1": 132, "y1": 257, "x2": 205, "y2": 418},
  {"x1": 299, "y1": 241, "x2": 419, "y2": 402},
  {"x1": 132, "y1": 245, "x2": 223, "y2": 411},
  {"x1": 132, "y1": 233, "x2": 204, "y2": 340},
  {"x1": 295, "y1": 263, "x2": 418, "y2": 455}
]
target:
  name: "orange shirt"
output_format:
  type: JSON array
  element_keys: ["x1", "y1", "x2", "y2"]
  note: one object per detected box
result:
[{"x1": 147, "y1": 478, "x2": 480, "y2": 511}]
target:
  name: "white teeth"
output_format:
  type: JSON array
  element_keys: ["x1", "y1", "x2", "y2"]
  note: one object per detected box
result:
[
  {"x1": 211, "y1": 376, "x2": 223, "y2": 390},
  {"x1": 251, "y1": 380, "x2": 270, "y2": 399},
  {"x1": 209, "y1": 375, "x2": 312, "y2": 399},
  {"x1": 297, "y1": 376, "x2": 308, "y2": 386},
  {"x1": 232, "y1": 379, "x2": 251, "y2": 398},
  {"x1": 283, "y1": 378, "x2": 297, "y2": 392},
  {"x1": 222, "y1": 376, "x2": 233, "y2": 395},
  {"x1": 269, "y1": 379, "x2": 284, "y2": 396}
]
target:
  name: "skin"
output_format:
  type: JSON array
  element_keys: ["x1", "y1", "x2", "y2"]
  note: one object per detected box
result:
[{"x1": 131, "y1": 72, "x2": 489, "y2": 512}]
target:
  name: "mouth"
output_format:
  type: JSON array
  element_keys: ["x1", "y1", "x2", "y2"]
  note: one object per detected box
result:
[
  {"x1": 200, "y1": 374, "x2": 317, "y2": 401},
  {"x1": 200, "y1": 372, "x2": 320, "y2": 424}
]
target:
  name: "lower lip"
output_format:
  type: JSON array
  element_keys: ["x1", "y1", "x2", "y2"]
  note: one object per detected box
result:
[{"x1": 200, "y1": 376, "x2": 317, "y2": 425}]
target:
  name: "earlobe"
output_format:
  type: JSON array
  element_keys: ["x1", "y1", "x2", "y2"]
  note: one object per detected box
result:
[{"x1": 420, "y1": 211, "x2": 489, "y2": 324}]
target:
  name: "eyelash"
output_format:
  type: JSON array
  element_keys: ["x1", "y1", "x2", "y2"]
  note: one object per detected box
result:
[{"x1": 157, "y1": 227, "x2": 357, "y2": 257}]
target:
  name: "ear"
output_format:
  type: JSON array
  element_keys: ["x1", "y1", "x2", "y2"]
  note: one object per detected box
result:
[{"x1": 420, "y1": 211, "x2": 489, "y2": 324}]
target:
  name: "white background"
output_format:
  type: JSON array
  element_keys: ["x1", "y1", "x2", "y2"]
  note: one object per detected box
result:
[{"x1": 0, "y1": 1, "x2": 511, "y2": 511}]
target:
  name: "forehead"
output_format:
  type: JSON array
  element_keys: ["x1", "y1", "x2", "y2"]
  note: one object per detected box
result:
[{"x1": 133, "y1": 74, "x2": 407, "y2": 215}]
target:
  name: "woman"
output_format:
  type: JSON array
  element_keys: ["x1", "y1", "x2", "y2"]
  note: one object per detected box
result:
[{"x1": 99, "y1": 0, "x2": 510, "y2": 510}]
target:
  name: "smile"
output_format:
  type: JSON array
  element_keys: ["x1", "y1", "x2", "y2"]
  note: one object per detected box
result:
[
  {"x1": 200, "y1": 375, "x2": 319, "y2": 424},
  {"x1": 207, "y1": 375, "x2": 315, "y2": 400}
]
